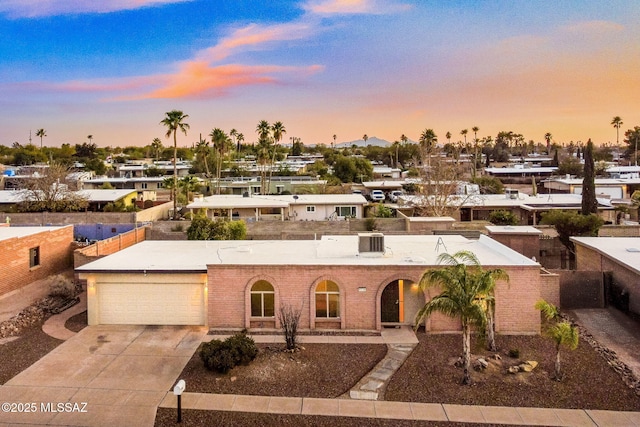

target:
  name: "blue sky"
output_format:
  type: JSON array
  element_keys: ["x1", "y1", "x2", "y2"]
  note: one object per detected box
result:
[{"x1": 1, "y1": 0, "x2": 639, "y2": 148}]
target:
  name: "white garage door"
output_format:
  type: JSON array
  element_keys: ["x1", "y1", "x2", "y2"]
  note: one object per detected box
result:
[{"x1": 97, "y1": 282, "x2": 205, "y2": 325}]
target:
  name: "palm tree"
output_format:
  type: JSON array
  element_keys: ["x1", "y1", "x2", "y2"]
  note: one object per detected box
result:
[
  {"x1": 414, "y1": 250, "x2": 508, "y2": 385},
  {"x1": 544, "y1": 133, "x2": 552, "y2": 154},
  {"x1": 446, "y1": 131, "x2": 452, "y2": 146},
  {"x1": 87, "y1": 135, "x2": 93, "y2": 145},
  {"x1": 256, "y1": 120, "x2": 271, "y2": 143},
  {"x1": 256, "y1": 121, "x2": 272, "y2": 193},
  {"x1": 210, "y1": 128, "x2": 230, "y2": 194},
  {"x1": 160, "y1": 110, "x2": 190, "y2": 218},
  {"x1": 236, "y1": 132, "x2": 244, "y2": 154},
  {"x1": 611, "y1": 116, "x2": 623, "y2": 146},
  {"x1": 471, "y1": 127, "x2": 480, "y2": 178},
  {"x1": 229, "y1": 128, "x2": 238, "y2": 157},
  {"x1": 332, "y1": 134, "x2": 337, "y2": 151},
  {"x1": 535, "y1": 300, "x2": 579, "y2": 381},
  {"x1": 36, "y1": 129, "x2": 46, "y2": 149},
  {"x1": 195, "y1": 135, "x2": 211, "y2": 177},
  {"x1": 179, "y1": 175, "x2": 200, "y2": 202},
  {"x1": 151, "y1": 138, "x2": 163, "y2": 160},
  {"x1": 362, "y1": 134, "x2": 368, "y2": 144},
  {"x1": 419, "y1": 128, "x2": 437, "y2": 169},
  {"x1": 460, "y1": 129, "x2": 468, "y2": 146}
]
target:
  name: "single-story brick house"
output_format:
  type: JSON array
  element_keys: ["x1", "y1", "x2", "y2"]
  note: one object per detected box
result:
[
  {"x1": 76, "y1": 234, "x2": 557, "y2": 334},
  {"x1": 0, "y1": 225, "x2": 74, "y2": 299}
]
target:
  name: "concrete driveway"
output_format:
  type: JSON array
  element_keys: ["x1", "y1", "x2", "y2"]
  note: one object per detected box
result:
[{"x1": 0, "y1": 325, "x2": 206, "y2": 426}]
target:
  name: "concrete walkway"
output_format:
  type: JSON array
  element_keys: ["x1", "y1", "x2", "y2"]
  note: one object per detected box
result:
[
  {"x1": 158, "y1": 392, "x2": 640, "y2": 426},
  {"x1": 41, "y1": 290, "x2": 88, "y2": 340}
]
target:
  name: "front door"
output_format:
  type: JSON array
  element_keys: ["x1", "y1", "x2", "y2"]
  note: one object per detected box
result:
[{"x1": 381, "y1": 281, "x2": 400, "y2": 323}]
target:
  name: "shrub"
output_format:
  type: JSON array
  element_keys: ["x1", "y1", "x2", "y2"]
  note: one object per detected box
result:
[
  {"x1": 48, "y1": 275, "x2": 75, "y2": 299},
  {"x1": 199, "y1": 332, "x2": 258, "y2": 373},
  {"x1": 365, "y1": 217, "x2": 377, "y2": 231},
  {"x1": 488, "y1": 209, "x2": 518, "y2": 226},
  {"x1": 508, "y1": 349, "x2": 520, "y2": 358}
]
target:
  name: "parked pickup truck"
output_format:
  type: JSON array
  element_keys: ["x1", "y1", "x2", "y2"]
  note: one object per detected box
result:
[{"x1": 370, "y1": 190, "x2": 385, "y2": 202}]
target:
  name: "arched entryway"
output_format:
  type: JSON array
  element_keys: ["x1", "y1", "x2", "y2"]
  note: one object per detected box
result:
[{"x1": 380, "y1": 279, "x2": 423, "y2": 326}]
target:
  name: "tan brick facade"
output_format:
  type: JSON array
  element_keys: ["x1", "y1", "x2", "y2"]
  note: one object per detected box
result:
[
  {"x1": 0, "y1": 226, "x2": 74, "y2": 297},
  {"x1": 208, "y1": 263, "x2": 542, "y2": 334}
]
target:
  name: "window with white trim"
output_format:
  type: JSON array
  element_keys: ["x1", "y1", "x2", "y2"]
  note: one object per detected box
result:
[
  {"x1": 315, "y1": 280, "x2": 339, "y2": 318},
  {"x1": 250, "y1": 280, "x2": 275, "y2": 317},
  {"x1": 306, "y1": 206, "x2": 316, "y2": 212},
  {"x1": 335, "y1": 206, "x2": 356, "y2": 217}
]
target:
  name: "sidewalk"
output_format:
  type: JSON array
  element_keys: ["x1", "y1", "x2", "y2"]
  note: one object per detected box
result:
[
  {"x1": 158, "y1": 392, "x2": 640, "y2": 426},
  {"x1": 41, "y1": 290, "x2": 87, "y2": 340}
]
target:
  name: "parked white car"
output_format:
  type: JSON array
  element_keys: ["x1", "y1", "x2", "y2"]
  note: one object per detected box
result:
[
  {"x1": 370, "y1": 190, "x2": 385, "y2": 202},
  {"x1": 388, "y1": 190, "x2": 403, "y2": 202}
]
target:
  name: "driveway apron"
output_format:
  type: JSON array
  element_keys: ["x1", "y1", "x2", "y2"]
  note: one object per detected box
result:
[{"x1": 0, "y1": 325, "x2": 206, "y2": 426}]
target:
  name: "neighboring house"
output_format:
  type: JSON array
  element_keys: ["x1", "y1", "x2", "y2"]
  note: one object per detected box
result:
[
  {"x1": 400, "y1": 192, "x2": 616, "y2": 225},
  {"x1": 187, "y1": 194, "x2": 369, "y2": 221},
  {"x1": 0, "y1": 226, "x2": 74, "y2": 299},
  {"x1": 543, "y1": 176, "x2": 640, "y2": 200},
  {"x1": 80, "y1": 177, "x2": 165, "y2": 202},
  {"x1": 372, "y1": 166, "x2": 402, "y2": 180},
  {"x1": 484, "y1": 164, "x2": 558, "y2": 177},
  {"x1": 77, "y1": 189, "x2": 138, "y2": 211},
  {"x1": 76, "y1": 233, "x2": 555, "y2": 334},
  {"x1": 116, "y1": 160, "x2": 191, "y2": 178},
  {"x1": 572, "y1": 237, "x2": 640, "y2": 315},
  {"x1": 218, "y1": 176, "x2": 327, "y2": 196}
]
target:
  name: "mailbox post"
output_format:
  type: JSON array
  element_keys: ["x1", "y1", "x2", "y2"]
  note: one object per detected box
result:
[{"x1": 173, "y1": 379, "x2": 186, "y2": 423}]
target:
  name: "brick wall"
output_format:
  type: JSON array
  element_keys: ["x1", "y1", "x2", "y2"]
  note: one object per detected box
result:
[
  {"x1": 0, "y1": 226, "x2": 74, "y2": 297},
  {"x1": 207, "y1": 263, "x2": 541, "y2": 334},
  {"x1": 539, "y1": 268, "x2": 560, "y2": 307},
  {"x1": 550, "y1": 269, "x2": 604, "y2": 309},
  {"x1": 6, "y1": 212, "x2": 135, "y2": 225},
  {"x1": 73, "y1": 226, "x2": 148, "y2": 268}
]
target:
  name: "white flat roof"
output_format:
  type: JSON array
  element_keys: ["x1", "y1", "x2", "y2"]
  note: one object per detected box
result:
[
  {"x1": 78, "y1": 189, "x2": 137, "y2": 202},
  {"x1": 571, "y1": 237, "x2": 640, "y2": 275},
  {"x1": 76, "y1": 234, "x2": 539, "y2": 274},
  {"x1": 0, "y1": 226, "x2": 71, "y2": 242},
  {"x1": 187, "y1": 194, "x2": 368, "y2": 210},
  {"x1": 486, "y1": 225, "x2": 542, "y2": 235}
]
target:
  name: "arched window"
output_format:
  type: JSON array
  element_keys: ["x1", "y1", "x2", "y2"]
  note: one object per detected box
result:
[
  {"x1": 315, "y1": 280, "x2": 339, "y2": 318},
  {"x1": 251, "y1": 280, "x2": 274, "y2": 317}
]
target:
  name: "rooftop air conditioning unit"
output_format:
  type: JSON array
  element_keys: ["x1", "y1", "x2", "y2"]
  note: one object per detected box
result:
[{"x1": 358, "y1": 233, "x2": 385, "y2": 253}]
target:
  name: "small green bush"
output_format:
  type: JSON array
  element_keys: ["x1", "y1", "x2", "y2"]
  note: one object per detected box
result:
[
  {"x1": 199, "y1": 332, "x2": 258, "y2": 373},
  {"x1": 488, "y1": 209, "x2": 518, "y2": 226},
  {"x1": 508, "y1": 348, "x2": 520, "y2": 358}
]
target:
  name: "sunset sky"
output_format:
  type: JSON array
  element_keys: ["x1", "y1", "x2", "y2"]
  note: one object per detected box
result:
[{"x1": 1, "y1": 0, "x2": 639, "y2": 148}]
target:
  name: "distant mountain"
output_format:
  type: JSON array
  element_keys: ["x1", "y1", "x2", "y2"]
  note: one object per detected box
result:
[{"x1": 336, "y1": 136, "x2": 393, "y2": 148}]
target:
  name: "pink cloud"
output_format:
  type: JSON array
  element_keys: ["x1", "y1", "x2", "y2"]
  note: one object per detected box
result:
[
  {"x1": 139, "y1": 62, "x2": 324, "y2": 100},
  {"x1": 302, "y1": 0, "x2": 411, "y2": 15},
  {"x1": 198, "y1": 22, "x2": 316, "y2": 62},
  {"x1": 0, "y1": 0, "x2": 191, "y2": 18}
]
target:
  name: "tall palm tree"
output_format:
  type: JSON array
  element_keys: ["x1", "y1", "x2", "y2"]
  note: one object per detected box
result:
[
  {"x1": 256, "y1": 120, "x2": 271, "y2": 143},
  {"x1": 160, "y1": 110, "x2": 190, "y2": 218},
  {"x1": 611, "y1": 116, "x2": 623, "y2": 146},
  {"x1": 195, "y1": 135, "x2": 211, "y2": 177},
  {"x1": 419, "y1": 128, "x2": 437, "y2": 169},
  {"x1": 236, "y1": 132, "x2": 244, "y2": 155},
  {"x1": 210, "y1": 128, "x2": 230, "y2": 194},
  {"x1": 544, "y1": 132, "x2": 552, "y2": 154},
  {"x1": 255, "y1": 121, "x2": 272, "y2": 194},
  {"x1": 362, "y1": 134, "x2": 368, "y2": 143},
  {"x1": 471, "y1": 127, "x2": 480, "y2": 178},
  {"x1": 268, "y1": 121, "x2": 286, "y2": 193},
  {"x1": 414, "y1": 250, "x2": 508, "y2": 385},
  {"x1": 535, "y1": 300, "x2": 579, "y2": 381},
  {"x1": 151, "y1": 137, "x2": 163, "y2": 160},
  {"x1": 87, "y1": 135, "x2": 93, "y2": 145},
  {"x1": 460, "y1": 129, "x2": 468, "y2": 146},
  {"x1": 35, "y1": 129, "x2": 46, "y2": 149},
  {"x1": 332, "y1": 134, "x2": 337, "y2": 150},
  {"x1": 229, "y1": 128, "x2": 238, "y2": 157},
  {"x1": 446, "y1": 131, "x2": 452, "y2": 146}
]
